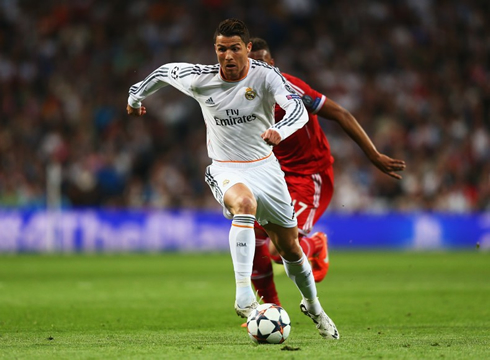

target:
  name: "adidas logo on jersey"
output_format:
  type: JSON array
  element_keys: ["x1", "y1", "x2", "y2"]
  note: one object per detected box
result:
[{"x1": 205, "y1": 97, "x2": 214, "y2": 104}]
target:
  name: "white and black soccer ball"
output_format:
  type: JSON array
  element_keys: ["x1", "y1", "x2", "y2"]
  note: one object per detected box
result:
[{"x1": 246, "y1": 303, "x2": 291, "y2": 344}]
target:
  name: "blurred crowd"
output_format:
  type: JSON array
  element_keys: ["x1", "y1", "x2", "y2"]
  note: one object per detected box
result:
[{"x1": 0, "y1": 0, "x2": 488, "y2": 212}]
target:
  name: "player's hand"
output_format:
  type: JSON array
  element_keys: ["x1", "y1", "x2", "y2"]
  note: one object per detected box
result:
[
  {"x1": 261, "y1": 129, "x2": 282, "y2": 146},
  {"x1": 126, "y1": 104, "x2": 147, "y2": 116},
  {"x1": 371, "y1": 153, "x2": 406, "y2": 180}
]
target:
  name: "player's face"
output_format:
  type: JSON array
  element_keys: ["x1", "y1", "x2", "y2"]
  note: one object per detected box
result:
[
  {"x1": 248, "y1": 49, "x2": 274, "y2": 66},
  {"x1": 215, "y1": 35, "x2": 252, "y2": 81}
]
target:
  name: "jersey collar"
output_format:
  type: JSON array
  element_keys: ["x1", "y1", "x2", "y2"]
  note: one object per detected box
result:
[{"x1": 219, "y1": 59, "x2": 250, "y2": 83}]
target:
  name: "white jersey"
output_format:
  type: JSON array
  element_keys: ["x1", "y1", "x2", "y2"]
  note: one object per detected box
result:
[{"x1": 128, "y1": 59, "x2": 308, "y2": 162}]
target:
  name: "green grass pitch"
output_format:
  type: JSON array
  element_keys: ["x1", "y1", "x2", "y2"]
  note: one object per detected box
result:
[{"x1": 0, "y1": 251, "x2": 489, "y2": 359}]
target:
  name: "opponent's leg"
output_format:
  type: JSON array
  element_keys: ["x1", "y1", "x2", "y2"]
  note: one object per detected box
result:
[
  {"x1": 251, "y1": 226, "x2": 281, "y2": 305},
  {"x1": 308, "y1": 232, "x2": 329, "y2": 282},
  {"x1": 281, "y1": 170, "x2": 333, "y2": 282}
]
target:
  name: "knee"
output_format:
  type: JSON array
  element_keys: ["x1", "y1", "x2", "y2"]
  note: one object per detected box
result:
[{"x1": 232, "y1": 195, "x2": 257, "y2": 215}]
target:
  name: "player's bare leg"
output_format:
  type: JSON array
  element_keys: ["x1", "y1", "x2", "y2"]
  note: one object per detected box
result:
[
  {"x1": 268, "y1": 232, "x2": 329, "y2": 283},
  {"x1": 263, "y1": 223, "x2": 339, "y2": 339},
  {"x1": 224, "y1": 183, "x2": 259, "y2": 318}
]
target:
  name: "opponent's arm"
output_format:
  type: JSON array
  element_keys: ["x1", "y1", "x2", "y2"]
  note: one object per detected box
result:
[{"x1": 318, "y1": 98, "x2": 406, "y2": 180}]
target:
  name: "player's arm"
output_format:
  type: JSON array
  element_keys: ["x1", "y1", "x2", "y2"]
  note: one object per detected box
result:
[
  {"x1": 127, "y1": 63, "x2": 195, "y2": 117},
  {"x1": 262, "y1": 72, "x2": 308, "y2": 146},
  {"x1": 127, "y1": 65, "x2": 171, "y2": 116},
  {"x1": 318, "y1": 98, "x2": 406, "y2": 180}
]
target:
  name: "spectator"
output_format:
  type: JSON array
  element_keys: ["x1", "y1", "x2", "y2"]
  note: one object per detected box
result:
[{"x1": 0, "y1": 0, "x2": 488, "y2": 212}]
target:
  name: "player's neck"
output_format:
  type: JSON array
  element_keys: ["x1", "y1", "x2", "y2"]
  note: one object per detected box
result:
[{"x1": 221, "y1": 59, "x2": 250, "y2": 82}]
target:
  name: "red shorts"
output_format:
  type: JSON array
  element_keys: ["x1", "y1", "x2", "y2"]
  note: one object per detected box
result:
[
  {"x1": 286, "y1": 167, "x2": 334, "y2": 235},
  {"x1": 255, "y1": 167, "x2": 334, "y2": 236}
]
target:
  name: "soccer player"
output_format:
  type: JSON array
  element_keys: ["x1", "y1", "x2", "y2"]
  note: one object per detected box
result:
[
  {"x1": 127, "y1": 19, "x2": 340, "y2": 340},
  {"x1": 248, "y1": 37, "x2": 406, "y2": 306}
]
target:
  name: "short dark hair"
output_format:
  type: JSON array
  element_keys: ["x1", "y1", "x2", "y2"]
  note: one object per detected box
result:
[
  {"x1": 250, "y1": 37, "x2": 271, "y2": 54},
  {"x1": 213, "y1": 18, "x2": 250, "y2": 44}
]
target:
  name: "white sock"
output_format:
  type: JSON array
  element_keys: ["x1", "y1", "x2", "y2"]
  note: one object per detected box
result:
[
  {"x1": 229, "y1": 214, "x2": 256, "y2": 308},
  {"x1": 282, "y1": 253, "x2": 323, "y2": 315}
]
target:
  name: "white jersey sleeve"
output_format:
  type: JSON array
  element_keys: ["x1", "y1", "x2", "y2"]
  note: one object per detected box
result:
[
  {"x1": 265, "y1": 68, "x2": 308, "y2": 141},
  {"x1": 128, "y1": 62, "x2": 198, "y2": 108}
]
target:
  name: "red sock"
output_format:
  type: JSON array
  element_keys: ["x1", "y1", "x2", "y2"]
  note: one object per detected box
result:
[
  {"x1": 300, "y1": 234, "x2": 323, "y2": 257},
  {"x1": 251, "y1": 237, "x2": 281, "y2": 306}
]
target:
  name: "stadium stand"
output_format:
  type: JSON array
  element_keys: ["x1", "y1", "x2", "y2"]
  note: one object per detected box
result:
[{"x1": 0, "y1": 0, "x2": 488, "y2": 212}]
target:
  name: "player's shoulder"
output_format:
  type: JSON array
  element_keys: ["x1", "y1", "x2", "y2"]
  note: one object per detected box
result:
[
  {"x1": 197, "y1": 63, "x2": 220, "y2": 73},
  {"x1": 173, "y1": 63, "x2": 219, "y2": 78},
  {"x1": 250, "y1": 59, "x2": 281, "y2": 75}
]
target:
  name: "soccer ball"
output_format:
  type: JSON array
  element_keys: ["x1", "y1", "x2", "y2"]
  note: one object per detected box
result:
[{"x1": 246, "y1": 303, "x2": 291, "y2": 344}]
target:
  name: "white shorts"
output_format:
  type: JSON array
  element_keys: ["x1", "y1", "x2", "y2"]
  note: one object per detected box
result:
[{"x1": 205, "y1": 154, "x2": 297, "y2": 228}]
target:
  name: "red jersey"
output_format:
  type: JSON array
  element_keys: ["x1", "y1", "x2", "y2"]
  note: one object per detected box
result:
[{"x1": 274, "y1": 73, "x2": 334, "y2": 175}]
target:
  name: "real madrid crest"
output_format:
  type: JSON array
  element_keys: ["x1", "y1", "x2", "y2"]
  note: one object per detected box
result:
[
  {"x1": 245, "y1": 87, "x2": 256, "y2": 100},
  {"x1": 223, "y1": 179, "x2": 230, "y2": 186}
]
